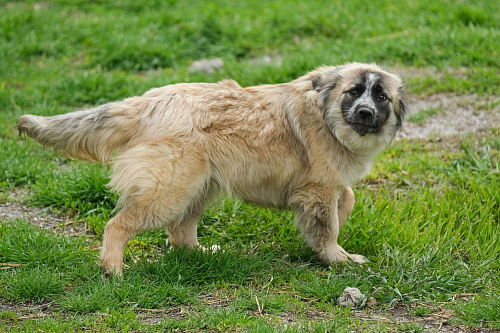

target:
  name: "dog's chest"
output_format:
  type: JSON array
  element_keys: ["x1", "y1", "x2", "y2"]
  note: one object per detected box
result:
[
  {"x1": 311, "y1": 148, "x2": 374, "y2": 187},
  {"x1": 336, "y1": 155, "x2": 373, "y2": 186}
]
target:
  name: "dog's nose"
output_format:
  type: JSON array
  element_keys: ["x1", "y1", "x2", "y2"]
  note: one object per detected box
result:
[{"x1": 358, "y1": 108, "x2": 374, "y2": 120}]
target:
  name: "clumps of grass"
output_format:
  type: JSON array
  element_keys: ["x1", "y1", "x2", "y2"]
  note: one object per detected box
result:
[
  {"x1": 408, "y1": 306, "x2": 434, "y2": 317},
  {"x1": 454, "y1": 295, "x2": 500, "y2": 328},
  {"x1": 0, "y1": 311, "x2": 141, "y2": 332},
  {"x1": 30, "y1": 162, "x2": 117, "y2": 217},
  {"x1": 0, "y1": 221, "x2": 98, "y2": 276},
  {"x1": 0, "y1": 139, "x2": 58, "y2": 188},
  {"x1": 0, "y1": 311, "x2": 17, "y2": 322},
  {"x1": 454, "y1": 142, "x2": 499, "y2": 174},
  {"x1": 398, "y1": 322, "x2": 424, "y2": 332},
  {"x1": 0, "y1": 267, "x2": 65, "y2": 302},
  {"x1": 454, "y1": 5, "x2": 494, "y2": 27},
  {"x1": 0, "y1": 191, "x2": 13, "y2": 204},
  {"x1": 408, "y1": 107, "x2": 444, "y2": 124},
  {"x1": 406, "y1": 69, "x2": 500, "y2": 95},
  {"x1": 57, "y1": 277, "x2": 197, "y2": 313},
  {"x1": 136, "y1": 246, "x2": 273, "y2": 286}
]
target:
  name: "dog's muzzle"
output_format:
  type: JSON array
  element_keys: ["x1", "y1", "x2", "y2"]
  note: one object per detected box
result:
[{"x1": 348, "y1": 107, "x2": 381, "y2": 135}]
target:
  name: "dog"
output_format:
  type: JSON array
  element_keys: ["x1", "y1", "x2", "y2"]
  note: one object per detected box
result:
[{"x1": 17, "y1": 63, "x2": 408, "y2": 276}]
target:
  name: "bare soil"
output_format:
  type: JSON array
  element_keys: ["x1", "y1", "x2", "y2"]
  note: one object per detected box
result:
[
  {"x1": 0, "y1": 188, "x2": 87, "y2": 236},
  {"x1": 397, "y1": 93, "x2": 500, "y2": 141},
  {"x1": 392, "y1": 65, "x2": 500, "y2": 141}
]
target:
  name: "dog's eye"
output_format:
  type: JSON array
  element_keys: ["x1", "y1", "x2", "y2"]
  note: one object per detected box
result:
[
  {"x1": 347, "y1": 90, "x2": 359, "y2": 98},
  {"x1": 377, "y1": 93, "x2": 388, "y2": 102}
]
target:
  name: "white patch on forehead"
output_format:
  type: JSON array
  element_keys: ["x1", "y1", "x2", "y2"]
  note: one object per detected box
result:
[{"x1": 365, "y1": 73, "x2": 379, "y2": 90}]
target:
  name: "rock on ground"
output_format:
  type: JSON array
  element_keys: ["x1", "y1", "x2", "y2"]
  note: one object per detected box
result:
[
  {"x1": 188, "y1": 58, "x2": 223, "y2": 74},
  {"x1": 337, "y1": 287, "x2": 365, "y2": 307}
]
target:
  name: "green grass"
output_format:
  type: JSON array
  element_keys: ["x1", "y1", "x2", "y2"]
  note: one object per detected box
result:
[
  {"x1": 454, "y1": 295, "x2": 500, "y2": 328},
  {"x1": 408, "y1": 107, "x2": 444, "y2": 124},
  {"x1": 1, "y1": 267, "x2": 66, "y2": 303},
  {"x1": 1, "y1": 0, "x2": 499, "y2": 331}
]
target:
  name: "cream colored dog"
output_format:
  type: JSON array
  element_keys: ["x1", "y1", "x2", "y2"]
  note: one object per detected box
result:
[{"x1": 17, "y1": 63, "x2": 407, "y2": 276}]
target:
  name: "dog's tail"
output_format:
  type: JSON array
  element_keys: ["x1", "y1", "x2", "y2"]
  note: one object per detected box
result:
[{"x1": 17, "y1": 101, "x2": 142, "y2": 163}]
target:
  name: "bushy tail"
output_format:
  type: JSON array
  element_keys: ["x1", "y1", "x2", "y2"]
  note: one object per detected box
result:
[{"x1": 17, "y1": 102, "x2": 141, "y2": 163}]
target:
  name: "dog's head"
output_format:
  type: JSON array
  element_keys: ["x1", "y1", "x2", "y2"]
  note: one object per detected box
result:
[{"x1": 312, "y1": 63, "x2": 408, "y2": 152}]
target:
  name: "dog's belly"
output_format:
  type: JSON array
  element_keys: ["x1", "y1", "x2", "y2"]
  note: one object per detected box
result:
[
  {"x1": 206, "y1": 133, "x2": 305, "y2": 209},
  {"x1": 210, "y1": 161, "x2": 296, "y2": 209},
  {"x1": 231, "y1": 183, "x2": 289, "y2": 208}
]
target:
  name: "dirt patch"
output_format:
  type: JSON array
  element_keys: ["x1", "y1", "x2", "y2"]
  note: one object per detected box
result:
[
  {"x1": 0, "y1": 300, "x2": 55, "y2": 322},
  {"x1": 396, "y1": 93, "x2": 500, "y2": 140},
  {"x1": 135, "y1": 306, "x2": 189, "y2": 325},
  {"x1": 259, "y1": 305, "x2": 495, "y2": 332},
  {"x1": 396, "y1": 94, "x2": 500, "y2": 140},
  {"x1": 389, "y1": 66, "x2": 500, "y2": 141},
  {"x1": 352, "y1": 306, "x2": 494, "y2": 333},
  {"x1": 390, "y1": 65, "x2": 471, "y2": 82},
  {"x1": 0, "y1": 188, "x2": 87, "y2": 236}
]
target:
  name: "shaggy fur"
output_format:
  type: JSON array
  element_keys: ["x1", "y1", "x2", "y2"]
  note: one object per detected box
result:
[{"x1": 17, "y1": 63, "x2": 407, "y2": 276}]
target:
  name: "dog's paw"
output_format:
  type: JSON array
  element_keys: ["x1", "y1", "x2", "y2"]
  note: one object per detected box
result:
[
  {"x1": 318, "y1": 244, "x2": 367, "y2": 265},
  {"x1": 101, "y1": 267, "x2": 113, "y2": 280},
  {"x1": 346, "y1": 253, "x2": 368, "y2": 264},
  {"x1": 99, "y1": 261, "x2": 124, "y2": 279}
]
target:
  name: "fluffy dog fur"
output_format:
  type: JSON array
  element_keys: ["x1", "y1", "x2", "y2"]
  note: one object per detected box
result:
[{"x1": 17, "y1": 63, "x2": 408, "y2": 276}]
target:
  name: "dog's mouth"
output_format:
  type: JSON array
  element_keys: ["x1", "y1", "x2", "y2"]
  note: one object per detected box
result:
[{"x1": 348, "y1": 122, "x2": 382, "y2": 135}]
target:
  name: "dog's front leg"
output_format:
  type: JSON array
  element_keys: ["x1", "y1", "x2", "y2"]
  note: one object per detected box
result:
[{"x1": 291, "y1": 184, "x2": 366, "y2": 264}]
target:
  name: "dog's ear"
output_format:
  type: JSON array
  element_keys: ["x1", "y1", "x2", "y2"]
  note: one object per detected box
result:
[
  {"x1": 396, "y1": 83, "x2": 409, "y2": 117},
  {"x1": 312, "y1": 76, "x2": 322, "y2": 92},
  {"x1": 394, "y1": 88, "x2": 409, "y2": 129},
  {"x1": 398, "y1": 96, "x2": 409, "y2": 116},
  {"x1": 312, "y1": 66, "x2": 344, "y2": 92},
  {"x1": 313, "y1": 67, "x2": 345, "y2": 109}
]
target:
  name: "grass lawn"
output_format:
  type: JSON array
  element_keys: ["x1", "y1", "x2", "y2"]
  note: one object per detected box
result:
[{"x1": 0, "y1": 0, "x2": 499, "y2": 331}]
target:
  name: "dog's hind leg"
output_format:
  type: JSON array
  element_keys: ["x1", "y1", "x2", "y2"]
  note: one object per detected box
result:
[
  {"x1": 290, "y1": 184, "x2": 366, "y2": 265},
  {"x1": 167, "y1": 181, "x2": 218, "y2": 249},
  {"x1": 101, "y1": 142, "x2": 212, "y2": 276},
  {"x1": 100, "y1": 208, "x2": 143, "y2": 277}
]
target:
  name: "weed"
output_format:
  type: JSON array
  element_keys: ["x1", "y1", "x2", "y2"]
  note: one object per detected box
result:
[{"x1": 408, "y1": 306, "x2": 434, "y2": 317}]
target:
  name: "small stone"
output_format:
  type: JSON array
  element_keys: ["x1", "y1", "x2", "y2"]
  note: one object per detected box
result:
[
  {"x1": 248, "y1": 55, "x2": 282, "y2": 67},
  {"x1": 366, "y1": 297, "x2": 378, "y2": 307},
  {"x1": 188, "y1": 58, "x2": 223, "y2": 74},
  {"x1": 337, "y1": 286, "x2": 365, "y2": 307}
]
